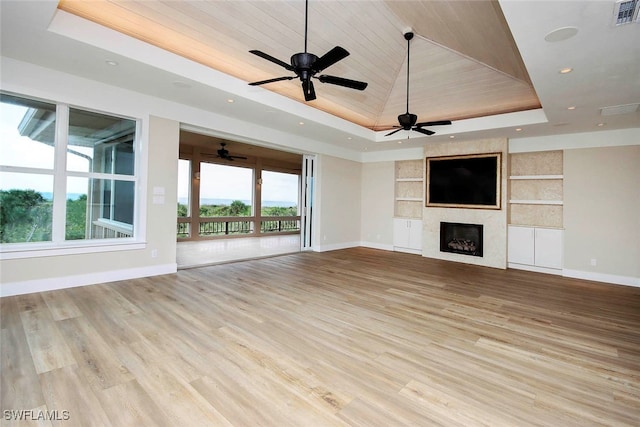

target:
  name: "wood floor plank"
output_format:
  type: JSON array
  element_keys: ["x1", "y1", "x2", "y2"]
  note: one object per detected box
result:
[
  {"x1": 1, "y1": 248, "x2": 639, "y2": 425},
  {"x1": 39, "y1": 365, "x2": 112, "y2": 426},
  {"x1": 41, "y1": 290, "x2": 82, "y2": 321},
  {"x1": 95, "y1": 379, "x2": 171, "y2": 427},
  {"x1": 57, "y1": 316, "x2": 134, "y2": 390},
  {"x1": 19, "y1": 308, "x2": 75, "y2": 374},
  {"x1": 0, "y1": 328, "x2": 45, "y2": 412}
]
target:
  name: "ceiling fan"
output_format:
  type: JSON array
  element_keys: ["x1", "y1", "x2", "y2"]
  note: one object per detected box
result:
[
  {"x1": 385, "y1": 32, "x2": 452, "y2": 137},
  {"x1": 248, "y1": 0, "x2": 367, "y2": 101},
  {"x1": 216, "y1": 143, "x2": 247, "y2": 161}
]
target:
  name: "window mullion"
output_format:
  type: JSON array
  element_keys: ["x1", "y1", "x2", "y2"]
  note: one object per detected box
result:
[{"x1": 51, "y1": 104, "x2": 69, "y2": 243}]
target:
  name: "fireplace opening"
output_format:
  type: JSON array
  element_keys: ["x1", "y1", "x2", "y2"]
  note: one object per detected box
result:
[{"x1": 440, "y1": 222, "x2": 483, "y2": 257}]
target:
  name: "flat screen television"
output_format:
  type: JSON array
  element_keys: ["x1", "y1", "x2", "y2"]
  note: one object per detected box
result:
[{"x1": 426, "y1": 153, "x2": 501, "y2": 209}]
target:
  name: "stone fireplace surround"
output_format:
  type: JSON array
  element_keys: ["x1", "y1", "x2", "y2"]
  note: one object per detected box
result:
[{"x1": 422, "y1": 138, "x2": 508, "y2": 269}]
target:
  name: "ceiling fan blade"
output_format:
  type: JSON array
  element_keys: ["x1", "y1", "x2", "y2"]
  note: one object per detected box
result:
[
  {"x1": 413, "y1": 127, "x2": 435, "y2": 136},
  {"x1": 230, "y1": 155, "x2": 248, "y2": 160},
  {"x1": 385, "y1": 128, "x2": 404, "y2": 137},
  {"x1": 318, "y1": 75, "x2": 368, "y2": 90},
  {"x1": 302, "y1": 79, "x2": 316, "y2": 101},
  {"x1": 249, "y1": 76, "x2": 295, "y2": 86},
  {"x1": 415, "y1": 120, "x2": 452, "y2": 127},
  {"x1": 249, "y1": 50, "x2": 293, "y2": 71},
  {"x1": 313, "y1": 46, "x2": 349, "y2": 72}
]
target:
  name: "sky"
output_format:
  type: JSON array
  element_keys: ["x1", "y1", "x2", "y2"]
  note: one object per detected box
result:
[
  {"x1": 0, "y1": 103, "x2": 90, "y2": 194},
  {"x1": 178, "y1": 159, "x2": 299, "y2": 204}
]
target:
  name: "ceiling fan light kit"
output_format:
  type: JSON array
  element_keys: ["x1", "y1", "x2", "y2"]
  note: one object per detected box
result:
[{"x1": 248, "y1": 0, "x2": 367, "y2": 101}]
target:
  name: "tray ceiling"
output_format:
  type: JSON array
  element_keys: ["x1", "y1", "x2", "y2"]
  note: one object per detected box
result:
[{"x1": 57, "y1": 0, "x2": 541, "y2": 130}]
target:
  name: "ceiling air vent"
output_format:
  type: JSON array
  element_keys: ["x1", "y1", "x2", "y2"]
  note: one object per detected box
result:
[
  {"x1": 600, "y1": 103, "x2": 640, "y2": 116},
  {"x1": 612, "y1": 0, "x2": 639, "y2": 25}
]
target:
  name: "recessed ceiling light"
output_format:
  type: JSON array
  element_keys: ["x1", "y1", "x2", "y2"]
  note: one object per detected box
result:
[
  {"x1": 172, "y1": 81, "x2": 191, "y2": 89},
  {"x1": 105, "y1": 60, "x2": 119, "y2": 66},
  {"x1": 298, "y1": 121, "x2": 304, "y2": 125},
  {"x1": 515, "y1": 128, "x2": 522, "y2": 132},
  {"x1": 544, "y1": 26, "x2": 579, "y2": 42},
  {"x1": 567, "y1": 106, "x2": 576, "y2": 110},
  {"x1": 597, "y1": 122, "x2": 606, "y2": 127},
  {"x1": 449, "y1": 135, "x2": 455, "y2": 139},
  {"x1": 347, "y1": 137, "x2": 352, "y2": 140},
  {"x1": 227, "y1": 99, "x2": 234, "y2": 103},
  {"x1": 559, "y1": 67, "x2": 573, "y2": 74},
  {"x1": 397, "y1": 141, "x2": 402, "y2": 144}
]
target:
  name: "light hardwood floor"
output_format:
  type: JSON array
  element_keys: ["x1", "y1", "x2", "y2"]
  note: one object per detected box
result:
[{"x1": 2, "y1": 248, "x2": 639, "y2": 426}]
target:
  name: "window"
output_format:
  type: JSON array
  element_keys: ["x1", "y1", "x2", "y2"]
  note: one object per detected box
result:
[
  {"x1": 177, "y1": 159, "x2": 191, "y2": 218},
  {"x1": 0, "y1": 92, "x2": 139, "y2": 247},
  {"x1": 260, "y1": 170, "x2": 299, "y2": 216},
  {"x1": 199, "y1": 163, "x2": 253, "y2": 217}
]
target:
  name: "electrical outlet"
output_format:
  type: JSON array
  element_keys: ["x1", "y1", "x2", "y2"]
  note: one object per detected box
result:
[
  {"x1": 151, "y1": 249, "x2": 158, "y2": 258},
  {"x1": 590, "y1": 258, "x2": 597, "y2": 266}
]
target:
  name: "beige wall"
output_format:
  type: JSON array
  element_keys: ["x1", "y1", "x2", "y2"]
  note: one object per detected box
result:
[
  {"x1": 360, "y1": 161, "x2": 395, "y2": 249},
  {"x1": 423, "y1": 138, "x2": 509, "y2": 269},
  {"x1": 564, "y1": 145, "x2": 640, "y2": 280},
  {"x1": 316, "y1": 155, "x2": 362, "y2": 250}
]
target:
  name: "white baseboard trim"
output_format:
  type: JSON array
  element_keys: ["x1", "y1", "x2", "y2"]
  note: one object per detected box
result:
[
  {"x1": 0, "y1": 263, "x2": 177, "y2": 297},
  {"x1": 316, "y1": 241, "x2": 360, "y2": 252},
  {"x1": 562, "y1": 269, "x2": 640, "y2": 288},
  {"x1": 508, "y1": 262, "x2": 562, "y2": 276},
  {"x1": 360, "y1": 241, "x2": 394, "y2": 252},
  {"x1": 393, "y1": 246, "x2": 422, "y2": 256}
]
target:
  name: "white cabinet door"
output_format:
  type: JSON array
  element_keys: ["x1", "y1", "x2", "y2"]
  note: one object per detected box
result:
[
  {"x1": 508, "y1": 226, "x2": 535, "y2": 265},
  {"x1": 408, "y1": 219, "x2": 422, "y2": 250},
  {"x1": 394, "y1": 218, "x2": 422, "y2": 251},
  {"x1": 534, "y1": 228, "x2": 563, "y2": 269},
  {"x1": 393, "y1": 218, "x2": 410, "y2": 248}
]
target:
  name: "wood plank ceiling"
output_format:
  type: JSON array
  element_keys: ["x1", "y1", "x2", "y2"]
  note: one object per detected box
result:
[{"x1": 57, "y1": 0, "x2": 541, "y2": 130}]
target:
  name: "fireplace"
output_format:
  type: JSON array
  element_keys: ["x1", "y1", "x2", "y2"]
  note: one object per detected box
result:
[{"x1": 440, "y1": 222, "x2": 483, "y2": 257}]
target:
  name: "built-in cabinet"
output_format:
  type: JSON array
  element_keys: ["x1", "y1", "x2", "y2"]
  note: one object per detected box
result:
[
  {"x1": 508, "y1": 151, "x2": 564, "y2": 274},
  {"x1": 394, "y1": 160, "x2": 423, "y2": 254},
  {"x1": 393, "y1": 219, "x2": 422, "y2": 254},
  {"x1": 508, "y1": 225, "x2": 563, "y2": 274}
]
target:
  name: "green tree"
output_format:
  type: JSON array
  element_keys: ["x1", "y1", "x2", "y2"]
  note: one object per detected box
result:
[
  {"x1": 229, "y1": 200, "x2": 249, "y2": 216},
  {"x1": 177, "y1": 202, "x2": 188, "y2": 217},
  {"x1": 65, "y1": 195, "x2": 87, "y2": 240},
  {"x1": 0, "y1": 189, "x2": 52, "y2": 243}
]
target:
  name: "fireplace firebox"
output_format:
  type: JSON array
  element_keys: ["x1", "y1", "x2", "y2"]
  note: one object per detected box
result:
[{"x1": 440, "y1": 222, "x2": 483, "y2": 257}]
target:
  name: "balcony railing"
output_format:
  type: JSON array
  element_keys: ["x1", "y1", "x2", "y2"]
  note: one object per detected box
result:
[
  {"x1": 92, "y1": 218, "x2": 133, "y2": 239},
  {"x1": 260, "y1": 217, "x2": 300, "y2": 233},
  {"x1": 199, "y1": 217, "x2": 254, "y2": 236},
  {"x1": 177, "y1": 216, "x2": 300, "y2": 239}
]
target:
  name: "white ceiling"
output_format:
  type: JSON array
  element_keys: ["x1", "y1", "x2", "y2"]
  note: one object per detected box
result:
[{"x1": 1, "y1": 0, "x2": 639, "y2": 156}]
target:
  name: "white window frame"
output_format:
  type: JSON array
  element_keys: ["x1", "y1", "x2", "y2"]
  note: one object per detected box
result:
[{"x1": 0, "y1": 93, "x2": 144, "y2": 260}]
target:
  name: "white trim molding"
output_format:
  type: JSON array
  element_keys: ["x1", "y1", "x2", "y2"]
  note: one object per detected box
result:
[
  {"x1": 360, "y1": 241, "x2": 394, "y2": 252},
  {"x1": 563, "y1": 268, "x2": 640, "y2": 288},
  {"x1": 316, "y1": 241, "x2": 360, "y2": 252},
  {"x1": 0, "y1": 263, "x2": 177, "y2": 297}
]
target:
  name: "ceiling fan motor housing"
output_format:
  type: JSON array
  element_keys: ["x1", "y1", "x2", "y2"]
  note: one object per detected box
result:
[
  {"x1": 291, "y1": 52, "x2": 319, "y2": 80},
  {"x1": 398, "y1": 112, "x2": 418, "y2": 129}
]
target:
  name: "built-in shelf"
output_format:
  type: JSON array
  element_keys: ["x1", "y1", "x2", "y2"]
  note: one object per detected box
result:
[
  {"x1": 395, "y1": 159, "x2": 424, "y2": 219},
  {"x1": 509, "y1": 199, "x2": 563, "y2": 205},
  {"x1": 508, "y1": 151, "x2": 564, "y2": 229},
  {"x1": 509, "y1": 175, "x2": 563, "y2": 180}
]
